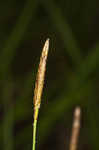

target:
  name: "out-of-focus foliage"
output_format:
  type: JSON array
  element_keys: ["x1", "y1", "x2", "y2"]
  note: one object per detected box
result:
[{"x1": 0, "y1": 0, "x2": 99, "y2": 150}]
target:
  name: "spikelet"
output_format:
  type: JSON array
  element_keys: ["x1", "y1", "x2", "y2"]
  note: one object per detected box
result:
[
  {"x1": 33, "y1": 39, "x2": 49, "y2": 120},
  {"x1": 69, "y1": 107, "x2": 81, "y2": 150}
]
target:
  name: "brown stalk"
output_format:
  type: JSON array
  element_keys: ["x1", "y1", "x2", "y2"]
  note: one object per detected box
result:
[
  {"x1": 33, "y1": 38, "x2": 49, "y2": 120},
  {"x1": 69, "y1": 107, "x2": 81, "y2": 150}
]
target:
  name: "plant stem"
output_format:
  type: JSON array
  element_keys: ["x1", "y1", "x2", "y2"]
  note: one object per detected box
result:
[
  {"x1": 32, "y1": 109, "x2": 39, "y2": 150},
  {"x1": 69, "y1": 107, "x2": 81, "y2": 150},
  {"x1": 33, "y1": 119, "x2": 37, "y2": 150}
]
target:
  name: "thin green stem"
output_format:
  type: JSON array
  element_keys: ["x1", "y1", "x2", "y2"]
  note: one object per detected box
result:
[
  {"x1": 33, "y1": 108, "x2": 39, "y2": 150},
  {"x1": 33, "y1": 118, "x2": 37, "y2": 150}
]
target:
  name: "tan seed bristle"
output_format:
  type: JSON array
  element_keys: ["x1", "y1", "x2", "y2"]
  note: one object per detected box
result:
[{"x1": 42, "y1": 38, "x2": 49, "y2": 57}]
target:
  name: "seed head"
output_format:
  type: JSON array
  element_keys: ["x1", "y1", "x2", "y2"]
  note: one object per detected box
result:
[{"x1": 33, "y1": 39, "x2": 49, "y2": 112}]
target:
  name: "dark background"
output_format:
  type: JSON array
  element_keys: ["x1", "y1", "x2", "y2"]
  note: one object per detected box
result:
[{"x1": 0, "y1": 0, "x2": 99, "y2": 150}]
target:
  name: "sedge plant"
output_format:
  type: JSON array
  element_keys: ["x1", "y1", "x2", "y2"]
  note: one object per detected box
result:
[{"x1": 32, "y1": 39, "x2": 49, "y2": 150}]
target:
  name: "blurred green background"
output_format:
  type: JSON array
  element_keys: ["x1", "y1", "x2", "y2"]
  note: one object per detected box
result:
[{"x1": 0, "y1": 0, "x2": 99, "y2": 150}]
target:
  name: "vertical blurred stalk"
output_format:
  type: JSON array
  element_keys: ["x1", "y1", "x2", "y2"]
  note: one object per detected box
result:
[
  {"x1": 69, "y1": 107, "x2": 81, "y2": 150},
  {"x1": 3, "y1": 81, "x2": 14, "y2": 150},
  {"x1": 1, "y1": 0, "x2": 39, "y2": 149},
  {"x1": 86, "y1": 86, "x2": 99, "y2": 150}
]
